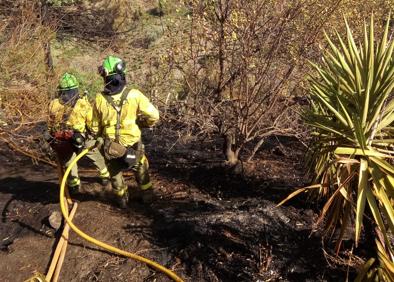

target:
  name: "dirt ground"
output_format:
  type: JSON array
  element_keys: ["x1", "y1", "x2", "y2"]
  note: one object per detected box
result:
[{"x1": 0, "y1": 137, "x2": 355, "y2": 282}]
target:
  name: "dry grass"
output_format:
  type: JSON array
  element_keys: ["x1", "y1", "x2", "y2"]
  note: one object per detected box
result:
[
  {"x1": 1, "y1": 2, "x2": 56, "y2": 113},
  {"x1": 0, "y1": 1, "x2": 58, "y2": 163}
]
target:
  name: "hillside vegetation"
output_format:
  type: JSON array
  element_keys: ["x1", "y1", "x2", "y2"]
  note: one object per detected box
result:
[{"x1": 0, "y1": 0, "x2": 394, "y2": 281}]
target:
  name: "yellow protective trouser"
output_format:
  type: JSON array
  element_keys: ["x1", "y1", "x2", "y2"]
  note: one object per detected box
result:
[
  {"x1": 85, "y1": 140, "x2": 109, "y2": 179},
  {"x1": 107, "y1": 148, "x2": 152, "y2": 196},
  {"x1": 54, "y1": 140, "x2": 108, "y2": 187}
]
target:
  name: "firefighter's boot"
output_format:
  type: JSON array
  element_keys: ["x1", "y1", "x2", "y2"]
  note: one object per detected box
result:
[
  {"x1": 113, "y1": 185, "x2": 129, "y2": 209},
  {"x1": 68, "y1": 177, "x2": 81, "y2": 195},
  {"x1": 99, "y1": 167, "x2": 110, "y2": 186}
]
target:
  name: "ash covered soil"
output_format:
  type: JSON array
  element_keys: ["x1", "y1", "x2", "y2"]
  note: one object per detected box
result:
[{"x1": 0, "y1": 137, "x2": 353, "y2": 281}]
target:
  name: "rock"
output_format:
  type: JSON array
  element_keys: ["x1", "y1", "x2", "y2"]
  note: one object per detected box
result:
[{"x1": 48, "y1": 211, "x2": 62, "y2": 231}]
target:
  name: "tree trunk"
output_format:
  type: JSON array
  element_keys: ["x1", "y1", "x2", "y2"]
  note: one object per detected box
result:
[
  {"x1": 43, "y1": 41, "x2": 54, "y2": 75},
  {"x1": 40, "y1": 1, "x2": 54, "y2": 79},
  {"x1": 223, "y1": 133, "x2": 239, "y2": 165}
]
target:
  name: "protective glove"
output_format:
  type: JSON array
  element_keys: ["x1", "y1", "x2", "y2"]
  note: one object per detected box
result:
[
  {"x1": 136, "y1": 115, "x2": 152, "y2": 128},
  {"x1": 71, "y1": 132, "x2": 85, "y2": 149}
]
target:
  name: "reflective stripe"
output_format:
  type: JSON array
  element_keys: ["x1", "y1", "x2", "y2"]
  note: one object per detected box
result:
[
  {"x1": 100, "y1": 171, "x2": 110, "y2": 178},
  {"x1": 140, "y1": 182, "x2": 152, "y2": 190},
  {"x1": 113, "y1": 186, "x2": 127, "y2": 196},
  {"x1": 68, "y1": 177, "x2": 80, "y2": 187},
  {"x1": 140, "y1": 155, "x2": 147, "y2": 164},
  {"x1": 99, "y1": 167, "x2": 109, "y2": 178}
]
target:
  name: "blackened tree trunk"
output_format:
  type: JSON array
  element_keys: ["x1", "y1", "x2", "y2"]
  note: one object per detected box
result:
[
  {"x1": 40, "y1": 1, "x2": 54, "y2": 79},
  {"x1": 223, "y1": 133, "x2": 240, "y2": 165}
]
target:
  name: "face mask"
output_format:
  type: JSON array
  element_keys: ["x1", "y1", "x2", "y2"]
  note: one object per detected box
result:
[
  {"x1": 59, "y1": 88, "x2": 79, "y2": 106},
  {"x1": 103, "y1": 74, "x2": 126, "y2": 95}
]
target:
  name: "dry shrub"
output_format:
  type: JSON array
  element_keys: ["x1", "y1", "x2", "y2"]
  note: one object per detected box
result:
[
  {"x1": 0, "y1": 0, "x2": 58, "y2": 164},
  {"x1": 1, "y1": 1, "x2": 57, "y2": 120},
  {"x1": 165, "y1": 0, "x2": 337, "y2": 164},
  {"x1": 51, "y1": 0, "x2": 141, "y2": 43}
]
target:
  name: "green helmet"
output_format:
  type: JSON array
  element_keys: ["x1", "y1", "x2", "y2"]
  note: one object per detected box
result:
[
  {"x1": 58, "y1": 73, "x2": 79, "y2": 90},
  {"x1": 99, "y1": 56, "x2": 126, "y2": 77}
]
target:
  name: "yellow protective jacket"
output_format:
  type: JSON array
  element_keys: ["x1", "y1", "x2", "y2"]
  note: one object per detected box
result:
[
  {"x1": 67, "y1": 95, "x2": 93, "y2": 133},
  {"x1": 92, "y1": 87, "x2": 159, "y2": 146},
  {"x1": 47, "y1": 98, "x2": 73, "y2": 133}
]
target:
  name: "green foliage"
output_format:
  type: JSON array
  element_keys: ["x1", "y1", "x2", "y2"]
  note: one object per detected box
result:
[
  {"x1": 68, "y1": 69, "x2": 103, "y2": 99},
  {"x1": 50, "y1": 38, "x2": 104, "y2": 98}
]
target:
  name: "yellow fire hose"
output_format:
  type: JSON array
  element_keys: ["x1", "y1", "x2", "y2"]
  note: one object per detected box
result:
[{"x1": 59, "y1": 147, "x2": 184, "y2": 282}]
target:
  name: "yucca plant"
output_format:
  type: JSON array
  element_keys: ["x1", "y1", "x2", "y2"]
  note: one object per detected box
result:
[{"x1": 279, "y1": 16, "x2": 394, "y2": 280}]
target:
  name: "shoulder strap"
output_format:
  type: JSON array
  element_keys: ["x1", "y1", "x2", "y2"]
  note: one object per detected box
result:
[
  {"x1": 119, "y1": 87, "x2": 129, "y2": 106},
  {"x1": 102, "y1": 88, "x2": 129, "y2": 142}
]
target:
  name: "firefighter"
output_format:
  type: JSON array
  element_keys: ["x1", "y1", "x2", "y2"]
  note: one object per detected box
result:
[
  {"x1": 47, "y1": 72, "x2": 109, "y2": 193},
  {"x1": 92, "y1": 55, "x2": 159, "y2": 208}
]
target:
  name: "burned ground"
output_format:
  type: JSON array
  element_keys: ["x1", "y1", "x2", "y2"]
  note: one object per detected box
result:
[{"x1": 0, "y1": 138, "x2": 356, "y2": 281}]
